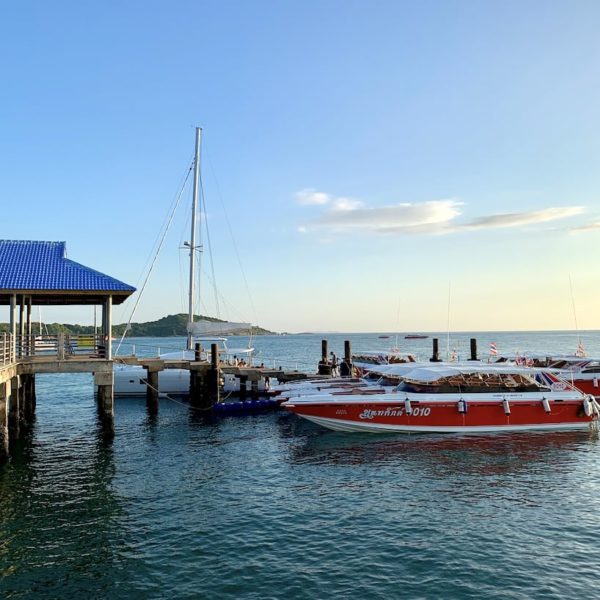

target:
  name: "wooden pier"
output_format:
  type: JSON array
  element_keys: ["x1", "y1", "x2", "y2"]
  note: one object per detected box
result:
[{"x1": 0, "y1": 333, "x2": 341, "y2": 463}]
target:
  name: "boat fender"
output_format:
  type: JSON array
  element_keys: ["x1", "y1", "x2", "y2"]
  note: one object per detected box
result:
[
  {"x1": 502, "y1": 398, "x2": 511, "y2": 416},
  {"x1": 594, "y1": 377, "x2": 598, "y2": 389},
  {"x1": 583, "y1": 396, "x2": 600, "y2": 418},
  {"x1": 404, "y1": 398, "x2": 412, "y2": 416},
  {"x1": 457, "y1": 398, "x2": 468, "y2": 414},
  {"x1": 541, "y1": 397, "x2": 551, "y2": 414}
]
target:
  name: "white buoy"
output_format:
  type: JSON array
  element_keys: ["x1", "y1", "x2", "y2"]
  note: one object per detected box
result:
[
  {"x1": 502, "y1": 398, "x2": 511, "y2": 415},
  {"x1": 404, "y1": 398, "x2": 412, "y2": 415},
  {"x1": 457, "y1": 398, "x2": 467, "y2": 414},
  {"x1": 541, "y1": 397, "x2": 551, "y2": 413}
]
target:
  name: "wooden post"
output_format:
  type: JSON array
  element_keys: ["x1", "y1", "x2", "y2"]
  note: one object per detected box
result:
[
  {"x1": 340, "y1": 340, "x2": 352, "y2": 377},
  {"x1": 318, "y1": 339, "x2": 332, "y2": 375},
  {"x1": 250, "y1": 377, "x2": 259, "y2": 400},
  {"x1": 206, "y1": 343, "x2": 220, "y2": 407},
  {"x1": 145, "y1": 368, "x2": 159, "y2": 414},
  {"x1": 239, "y1": 374, "x2": 248, "y2": 400},
  {"x1": 0, "y1": 382, "x2": 8, "y2": 463},
  {"x1": 95, "y1": 372, "x2": 115, "y2": 438},
  {"x1": 189, "y1": 367, "x2": 205, "y2": 408},
  {"x1": 22, "y1": 374, "x2": 36, "y2": 424},
  {"x1": 8, "y1": 376, "x2": 20, "y2": 439},
  {"x1": 470, "y1": 338, "x2": 478, "y2": 361},
  {"x1": 194, "y1": 343, "x2": 201, "y2": 361},
  {"x1": 430, "y1": 338, "x2": 441, "y2": 362}
]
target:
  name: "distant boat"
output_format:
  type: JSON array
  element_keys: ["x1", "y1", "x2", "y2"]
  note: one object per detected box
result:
[
  {"x1": 404, "y1": 334, "x2": 429, "y2": 339},
  {"x1": 378, "y1": 335, "x2": 390, "y2": 339}
]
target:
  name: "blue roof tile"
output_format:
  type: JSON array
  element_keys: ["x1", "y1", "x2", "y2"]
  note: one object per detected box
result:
[{"x1": 0, "y1": 240, "x2": 136, "y2": 293}]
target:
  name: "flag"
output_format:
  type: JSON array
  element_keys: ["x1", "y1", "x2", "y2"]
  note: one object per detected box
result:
[{"x1": 489, "y1": 342, "x2": 498, "y2": 356}]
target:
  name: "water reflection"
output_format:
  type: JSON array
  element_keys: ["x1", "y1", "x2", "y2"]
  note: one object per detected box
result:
[
  {"x1": 0, "y1": 390, "x2": 136, "y2": 598},
  {"x1": 283, "y1": 415, "x2": 599, "y2": 477}
]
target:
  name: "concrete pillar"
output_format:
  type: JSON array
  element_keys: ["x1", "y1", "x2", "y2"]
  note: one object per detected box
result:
[
  {"x1": 8, "y1": 376, "x2": 20, "y2": 439},
  {"x1": 0, "y1": 382, "x2": 8, "y2": 463},
  {"x1": 10, "y1": 294, "x2": 17, "y2": 359},
  {"x1": 18, "y1": 296, "x2": 25, "y2": 358},
  {"x1": 94, "y1": 371, "x2": 114, "y2": 438},
  {"x1": 105, "y1": 296, "x2": 113, "y2": 360}
]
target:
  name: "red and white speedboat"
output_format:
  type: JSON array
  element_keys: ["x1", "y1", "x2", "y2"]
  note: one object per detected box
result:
[
  {"x1": 493, "y1": 353, "x2": 600, "y2": 399},
  {"x1": 282, "y1": 365, "x2": 600, "y2": 433}
]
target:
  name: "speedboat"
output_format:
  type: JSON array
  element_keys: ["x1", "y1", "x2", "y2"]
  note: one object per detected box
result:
[
  {"x1": 493, "y1": 353, "x2": 600, "y2": 399},
  {"x1": 282, "y1": 364, "x2": 600, "y2": 433},
  {"x1": 352, "y1": 350, "x2": 417, "y2": 376}
]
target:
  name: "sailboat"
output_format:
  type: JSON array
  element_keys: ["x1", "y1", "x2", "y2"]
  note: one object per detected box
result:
[{"x1": 113, "y1": 128, "x2": 264, "y2": 397}]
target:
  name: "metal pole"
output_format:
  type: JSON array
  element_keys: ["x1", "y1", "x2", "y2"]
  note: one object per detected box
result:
[{"x1": 187, "y1": 126, "x2": 202, "y2": 350}]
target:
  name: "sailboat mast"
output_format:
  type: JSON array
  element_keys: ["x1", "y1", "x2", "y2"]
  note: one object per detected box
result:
[{"x1": 187, "y1": 126, "x2": 202, "y2": 350}]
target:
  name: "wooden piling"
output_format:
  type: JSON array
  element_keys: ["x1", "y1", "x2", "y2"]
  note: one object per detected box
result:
[
  {"x1": 145, "y1": 368, "x2": 160, "y2": 414},
  {"x1": 318, "y1": 339, "x2": 332, "y2": 376},
  {"x1": 470, "y1": 338, "x2": 478, "y2": 361},
  {"x1": 22, "y1": 374, "x2": 36, "y2": 423},
  {"x1": 250, "y1": 377, "x2": 259, "y2": 400},
  {"x1": 239, "y1": 374, "x2": 248, "y2": 400},
  {"x1": 8, "y1": 376, "x2": 20, "y2": 439},
  {"x1": 207, "y1": 343, "x2": 220, "y2": 406},
  {"x1": 341, "y1": 340, "x2": 352, "y2": 377},
  {"x1": 94, "y1": 371, "x2": 114, "y2": 438},
  {"x1": 430, "y1": 338, "x2": 441, "y2": 362},
  {"x1": 0, "y1": 382, "x2": 8, "y2": 463}
]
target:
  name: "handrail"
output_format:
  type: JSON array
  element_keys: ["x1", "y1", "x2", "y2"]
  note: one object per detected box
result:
[
  {"x1": 12, "y1": 334, "x2": 108, "y2": 361},
  {"x1": 1, "y1": 332, "x2": 15, "y2": 365}
]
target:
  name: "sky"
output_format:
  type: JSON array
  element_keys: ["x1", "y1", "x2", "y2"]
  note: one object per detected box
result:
[{"x1": 1, "y1": 0, "x2": 599, "y2": 333}]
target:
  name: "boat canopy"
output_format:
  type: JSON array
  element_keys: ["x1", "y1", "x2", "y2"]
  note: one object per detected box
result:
[{"x1": 189, "y1": 319, "x2": 252, "y2": 336}]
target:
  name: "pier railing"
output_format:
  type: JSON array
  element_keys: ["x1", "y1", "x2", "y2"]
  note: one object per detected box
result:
[
  {"x1": 14, "y1": 334, "x2": 107, "y2": 360},
  {"x1": 1, "y1": 333, "x2": 15, "y2": 365}
]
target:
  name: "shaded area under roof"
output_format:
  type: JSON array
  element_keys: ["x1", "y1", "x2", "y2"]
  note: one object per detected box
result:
[{"x1": 0, "y1": 240, "x2": 136, "y2": 305}]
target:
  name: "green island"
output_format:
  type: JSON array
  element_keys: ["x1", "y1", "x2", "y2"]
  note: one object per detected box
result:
[{"x1": 0, "y1": 313, "x2": 275, "y2": 337}]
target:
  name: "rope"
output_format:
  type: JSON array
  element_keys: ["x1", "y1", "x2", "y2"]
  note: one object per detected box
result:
[{"x1": 140, "y1": 375, "x2": 215, "y2": 412}]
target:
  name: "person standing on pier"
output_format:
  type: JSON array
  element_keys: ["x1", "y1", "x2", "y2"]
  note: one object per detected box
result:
[{"x1": 330, "y1": 352, "x2": 339, "y2": 377}]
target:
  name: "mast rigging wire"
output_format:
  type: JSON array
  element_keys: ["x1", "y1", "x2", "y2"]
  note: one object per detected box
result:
[{"x1": 115, "y1": 160, "x2": 194, "y2": 355}]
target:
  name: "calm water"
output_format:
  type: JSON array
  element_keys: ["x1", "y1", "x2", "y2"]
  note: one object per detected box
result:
[{"x1": 2, "y1": 331, "x2": 600, "y2": 599}]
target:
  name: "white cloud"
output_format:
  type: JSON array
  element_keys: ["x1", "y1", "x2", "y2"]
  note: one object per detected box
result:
[
  {"x1": 296, "y1": 188, "x2": 586, "y2": 236},
  {"x1": 332, "y1": 197, "x2": 364, "y2": 211},
  {"x1": 462, "y1": 206, "x2": 585, "y2": 230},
  {"x1": 295, "y1": 189, "x2": 331, "y2": 206},
  {"x1": 308, "y1": 199, "x2": 462, "y2": 234},
  {"x1": 571, "y1": 220, "x2": 600, "y2": 232}
]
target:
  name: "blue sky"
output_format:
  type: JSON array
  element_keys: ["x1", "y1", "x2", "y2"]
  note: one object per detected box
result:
[{"x1": 2, "y1": 0, "x2": 599, "y2": 332}]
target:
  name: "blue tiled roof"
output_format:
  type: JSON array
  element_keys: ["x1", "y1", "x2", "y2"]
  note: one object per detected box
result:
[{"x1": 0, "y1": 240, "x2": 136, "y2": 293}]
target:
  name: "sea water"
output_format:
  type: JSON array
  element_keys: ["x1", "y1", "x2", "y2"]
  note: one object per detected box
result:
[{"x1": 1, "y1": 331, "x2": 600, "y2": 599}]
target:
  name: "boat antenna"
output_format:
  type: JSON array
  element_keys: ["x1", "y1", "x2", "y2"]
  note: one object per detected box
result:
[
  {"x1": 446, "y1": 281, "x2": 451, "y2": 360},
  {"x1": 187, "y1": 126, "x2": 202, "y2": 350},
  {"x1": 569, "y1": 274, "x2": 583, "y2": 356}
]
